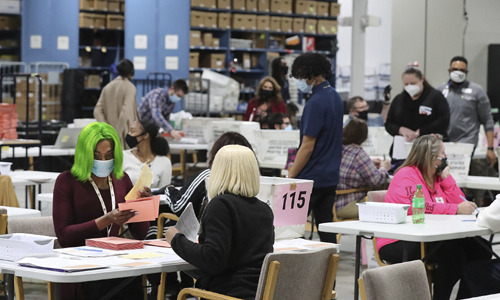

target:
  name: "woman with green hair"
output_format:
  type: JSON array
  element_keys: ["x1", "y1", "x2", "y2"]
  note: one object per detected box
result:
[{"x1": 53, "y1": 122, "x2": 149, "y2": 299}]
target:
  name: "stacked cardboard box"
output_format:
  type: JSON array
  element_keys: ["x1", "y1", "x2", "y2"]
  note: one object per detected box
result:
[
  {"x1": 106, "y1": 14, "x2": 124, "y2": 30},
  {"x1": 0, "y1": 103, "x2": 18, "y2": 139}
]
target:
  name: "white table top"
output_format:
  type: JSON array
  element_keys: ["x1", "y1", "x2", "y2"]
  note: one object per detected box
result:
[
  {"x1": 318, "y1": 214, "x2": 492, "y2": 243},
  {"x1": 1, "y1": 145, "x2": 75, "y2": 159},
  {"x1": 456, "y1": 175, "x2": 500, "y2": 190},
  {"x1": 0, "y1": 206, "x2": 41, "y2": 219},
  {"x1": 10, "y1": 170, "x2": 60, "y2": 186}
]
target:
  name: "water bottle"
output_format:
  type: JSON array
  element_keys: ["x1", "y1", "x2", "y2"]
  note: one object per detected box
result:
[{"x1": 412, "y1": 184, "x2": 425, "y2": 224}]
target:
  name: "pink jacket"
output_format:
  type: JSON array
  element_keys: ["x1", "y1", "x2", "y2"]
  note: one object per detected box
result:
[{"x1": 377, "y1": 165, "x2": 464, "y2": 251}]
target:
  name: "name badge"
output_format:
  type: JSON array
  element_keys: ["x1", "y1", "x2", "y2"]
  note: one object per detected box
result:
[
  {"x1": 435, "y1": 197, "x2": 444, "y2": 204},
  {"x1": 462, "y1": 88, "x2": 473, "y2": 94},
  {"x1": 419, "y1": 106, "x2": 432, "y2": 116}
]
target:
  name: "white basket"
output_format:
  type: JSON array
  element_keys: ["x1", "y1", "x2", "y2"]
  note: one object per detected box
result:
[
  {"x1": 357, "y1": 202, "x2": 410, "y2": 224},
  {"x1": 0, "y1": 233, "x2": 55, "y2": 262}
]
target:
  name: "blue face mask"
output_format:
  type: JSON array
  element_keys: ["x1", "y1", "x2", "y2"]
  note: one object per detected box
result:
[
  {"x1": 296, "y1": 79, "x2": 313, "y2": 93},
  {"x1": 92, "y1": 159, "x2": 114, "y2": 178},
  {"x1": 169, "y1": 93, "x2": 182, "y2": 103},
  {"x1": 284, "y1": 125, "x2": 293, "y2": 131}
]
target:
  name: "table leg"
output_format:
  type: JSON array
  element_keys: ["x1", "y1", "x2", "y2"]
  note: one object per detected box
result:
[
  {"x1": 47, "y1": 282, "x2": 55, "y2": 300},
  {"x1": 354, "y1": 235, "x2": 361, "y2": 300},
  {"x1": 158, "y1": 272, "x2": 166, "y2": 300},
  {"x1": 5, "y1": 274, "x2": 14, "y2": 300},
  {"x1": 14, "y1": 276, "x2": 24, "y2": 300},
  {"x1": 402, "y1": 244, "x2": 408, "y2": 262}
]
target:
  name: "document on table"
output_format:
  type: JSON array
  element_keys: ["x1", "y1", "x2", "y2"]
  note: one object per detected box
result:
[
  {"x1": 175, "y1": 203, "x2": 199, "y2": 242},
  {"x1": 125, "y1": 164, "x2": 153, "y2": 201},
  {"x1": 392, "y1": 135, "x2": 409, "y2": 160},
  {"x1": 17, "y1": 256, "x2": 107, "y2": 272}
]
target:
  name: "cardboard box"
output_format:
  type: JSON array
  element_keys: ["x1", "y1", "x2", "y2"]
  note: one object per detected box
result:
[
  {"x1": 323, "y1": 20, "x2": 338, "y2": 35},
  {"x1": 317, "y1": 1, "x2": 329, "y2": 17},
  {"x1": 79, "y1": 13, "x2": 95, "y2": 28},
  {"x1": 204, "y1": 12, "x2": 218, "y2": 28},
  {"x1": 293, "y1": 18, "x2": 305, "y2": 33},
  {"x1": 270, "y1": 0, "x2": 281, "y2": 12},
  {"x1": 258, "y1": 0, "x2": 269, "y2": 12},
  {"x1": 190, "y1": 30, "x2": 202, "y2": 46},
  {"x1": 201, "y1": 0, "x2": 217, "y2": 8},
  {"x1": 203, "y1": 32, "x2": 213, "y2": 47},
  {"x1": 191, "y1": 0, "x2": 203, "y2": 7},
  {"x1": 200, "y1": 53, "x2": 226, "y2": 69},
  {"x1": 256, "y1": 15, "x2": 270, "y2": 31},
  {"x1": 189, "y1": 52, "x2": 200, "y2": 68},
  {"x1": 246, "y1": 0, "x2": 257, "y2": 11},
  {"x1": 330, "y1": 3, "x2": 340, "y2": 17},
  {"x1": 106, "y1": 15, "x2": 124, "y2": 30},
  {"x1": 190, "y1": 11, "x2": 205, "y2": 27},
  {"x1": 280, "y1": 0, "x2": 292, "y2": 13},
  {"x1": 243, "y1": 53, "x2": 251, "y2": 69},
  {"x1": 270, "y1": 16, "x2": 281, "y2": 32},
  {"x1": 94, "y1": 0, "x2": 107, "y2": 11},
  {"x1": 94, "y1": 14, "x2": 106, "y2": 29},
  {"x1": 120, "y1": 2, "x2": 125, "y2": 12},
  {"x1": 85, "y1": 74, "x2": 101, "y2": 88},
  {"x1": 232, "y1": 14, "x2": 256, "y2": 30},
  {"x1": 212, "y1": 37, "x2": 220, "y2": 47},
  {"x1": 217, "y1": 0, "x2": 231, "y2": 9},
  {"x1": 233, "y1": 0, "x2": 245, "y2": 10},
  {"x1": 218, "y1": 13, "x2": 231, "y2": 29},
  {"x1": 281, "y1": 17, "x2": 293, "y2": 33},
  {"x1": 80, "y1": 0, "x2": 94, "y2": 10},
  {"x1": 107, "y1": 0, "x2": 120, "y2": 12},
  {"x1": 304, "y1": 18, "x2": 317, "y2": 34}
]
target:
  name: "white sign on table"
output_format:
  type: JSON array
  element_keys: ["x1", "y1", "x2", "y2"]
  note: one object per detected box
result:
[
  {"x1": 208, "y1": 121, "x2": 260, "y2": 152},
  {"x1": 361, "y1": 127, "x2": 392, "y2": 156},
  {"x1": 253, "y1": 130, "x2": 300, "y2": 169}
]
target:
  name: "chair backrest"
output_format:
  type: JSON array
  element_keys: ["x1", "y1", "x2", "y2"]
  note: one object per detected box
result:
[
  {"x1": 366, "y1": 190, "x2": 387, "y2": 203},
  {"x1": 7, "y1": 216, "x2": 60, "y2": 248},
  {"x1": 360, "y1": 260, "x2": 431, "y2": 300},
  {"x1": 255, "y1": 247, "x2": 339, "y2": 300},
  {"x1": 0, "y1": 208, "x2": 7, "y2": 234}
]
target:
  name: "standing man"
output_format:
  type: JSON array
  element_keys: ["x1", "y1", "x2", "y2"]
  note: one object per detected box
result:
[
  {"x1": 139, "y1": 79, "x2": 189, "y2": 141},
  {"x1": 288, "y1": 53, "x2": 343, "y2": 243},
  {"x1": 94, "y1": 59, "x2": 137, "y2": 149},
  {"x1": 437, "y1": 56, "x2": 496, "y2": 166},
  {"x1": 344, "y1": 96, "x2": 389, "y2": 127}
]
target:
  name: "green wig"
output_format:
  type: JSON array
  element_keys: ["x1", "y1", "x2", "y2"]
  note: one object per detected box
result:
[{"x1": 71, "y1": 122, "x2": 124, "y2": 182}]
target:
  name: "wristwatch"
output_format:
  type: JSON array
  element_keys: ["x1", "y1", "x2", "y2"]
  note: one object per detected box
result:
[
  {"x1": 383, "y1": 100, "x2": 391, "y2": 105},
  {"x1": 487, "y1": 147, "x2": 494, "y2": 151}
]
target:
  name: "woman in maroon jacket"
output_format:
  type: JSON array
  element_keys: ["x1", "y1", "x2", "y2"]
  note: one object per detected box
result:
[
  {"x1": 243, "y1": 76, "x2": 286, "y2": 124},
  {"x1": 53, "y1": 122, "x2": 149, "y2": 300}
]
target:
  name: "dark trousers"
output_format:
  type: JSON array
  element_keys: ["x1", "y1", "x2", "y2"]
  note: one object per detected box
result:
[
  {"x1": 462, "y1": 258, "x2": 500, "y2": 298},
  {"x1": 309, "y1": 185, "x2": 337, "y2": 243},
  {"x1": 379, "y1": 237, "x2": 492, "y2": 300}
]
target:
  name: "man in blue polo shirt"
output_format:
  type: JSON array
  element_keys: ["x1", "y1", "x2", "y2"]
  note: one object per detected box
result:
[{"x1": 288, "y1": 53, "x2": 343, "y2": 243}]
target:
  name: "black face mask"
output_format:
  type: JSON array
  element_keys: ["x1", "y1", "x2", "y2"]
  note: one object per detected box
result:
[
  {"x1": 357, "y1": 110, "x2": 368, "y2": 120},
  {"x1": 435, "y1": 157, "x2": 448, "y2": 173},
  {"x1": 280, "y1": 65, "x2": 289, "y2": 75},
  {"x1": 125, "y1": 133, "x2": 144, "y2": 149},
  {"x1": 260, "y1": 89, "x2": 274, "y2": 99}
]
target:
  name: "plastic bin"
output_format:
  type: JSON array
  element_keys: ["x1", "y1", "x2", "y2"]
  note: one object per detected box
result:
[
  {"x1": 0, "y1": 233, "x2": 55, "y2": 261},
  {"x1": 357, "y1": 202, "x2": 409, "y2": 224}
]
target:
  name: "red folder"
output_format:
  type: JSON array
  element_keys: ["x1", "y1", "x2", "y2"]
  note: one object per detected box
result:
[{"x1": 118, "y1": 195, "x2": 160, "y2": 223}]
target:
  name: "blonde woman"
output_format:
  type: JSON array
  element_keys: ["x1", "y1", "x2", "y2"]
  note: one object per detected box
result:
[{"x1": 165, "y1": 145, "x2": 274, "y2": 299}]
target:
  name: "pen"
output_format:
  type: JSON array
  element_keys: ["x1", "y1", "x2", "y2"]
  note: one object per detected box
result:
[
  {"x1": 75, "y1": 247, "x2": 103, "y2": 252},
  {"x1": 383, "y1": 154, "x2": 386, "y2": 161},
  {"x1": 459, "y1": 195, "x2": 480, "y2": 214}
]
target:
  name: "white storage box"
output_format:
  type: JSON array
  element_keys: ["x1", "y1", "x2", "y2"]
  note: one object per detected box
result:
[
  {"x1": 257, "y1": 176, "x2": 314, "y2": 240},
  {"x1": 361, "y1": 126, "x2": 393, "y2": 157},
  {"x1": 357, "y1": 202, "x2": 409, "y2": 224},
  {"x1": 0, "y1": 233, "x2": 55, "y2": 262},
  {"x1": 208, "y1": 120, "x2": 260, "y2": 152},
  {"x1": 182, "y1": 117, "x2": 234, "y2": 144},
  {"x1": 253, "y1": 130, "x2": 300, "y2": 169}
]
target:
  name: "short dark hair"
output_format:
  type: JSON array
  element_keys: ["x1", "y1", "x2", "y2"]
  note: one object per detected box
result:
[
  {"x1": 116, "y1": 59, "x2": 134, "y2": 78},
  {"x1": 173, "y1": 79, "x2": 189, "y2": 94},
  {"x1": 343, "y1": 118, "x2": 368, "y2": 145},
  {"x1": 291, "y1": 53, "x2": 332, "y2": 80},
  {"x1": 346, "y1": 96, "x2": 364, "y2": 112},
  {"x1": 139, "y1": 119, "x2": 169, "y2": 156},
  {"x1": 450, "y1": 56, "x2": 468, "y2": 66},
  {"x1": 268, "y1": 113, "x2": 285, "y2": 129},
  {"x1": 208, "y1": 132, "x2": 253, "y2": 167}
]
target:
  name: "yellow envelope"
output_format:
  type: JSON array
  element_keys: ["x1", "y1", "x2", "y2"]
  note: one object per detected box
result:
[{"x1": 125, "y1": 164, "x2": 153, "y2": 201}]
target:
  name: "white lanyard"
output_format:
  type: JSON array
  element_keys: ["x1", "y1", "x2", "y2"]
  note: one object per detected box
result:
[{"x1": 88, "y1": 176, "x2": 115, "y2": 237}]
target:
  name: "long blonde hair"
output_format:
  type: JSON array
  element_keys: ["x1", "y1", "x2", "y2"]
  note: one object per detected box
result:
[
  {"x1": 208, "y1": 145, "x2": 260, "y2": 200},
  {"x1": 397, "y1": 134, "x2": 442, "y2": 184}
]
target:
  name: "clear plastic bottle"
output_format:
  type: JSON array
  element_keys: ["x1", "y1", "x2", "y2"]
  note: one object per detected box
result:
[{"x1": 412, "y1": 184, "x2": 425, "y2": 224}]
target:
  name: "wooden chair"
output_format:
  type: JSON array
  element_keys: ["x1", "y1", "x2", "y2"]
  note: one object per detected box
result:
[
  {"x1": 0, "y1": 208, "x2": 7, "y2": 235},
  {"x1": 177, "y1": 247, "x2": 340, "y2": 300},
  {"x1": 334, "y1": 188, "x2": 367, "y2": 242},
  {"x1": 358, "y1": 260, "x2": 431, "y2": 300},
  {"x1": 156, "y1": 212, "x2": 180, "y2": 300}
]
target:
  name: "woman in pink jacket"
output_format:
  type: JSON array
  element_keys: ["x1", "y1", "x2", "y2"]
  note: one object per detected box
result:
[{"x1": 377, "y1": 134, "x2": 491, "y2": 300}]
